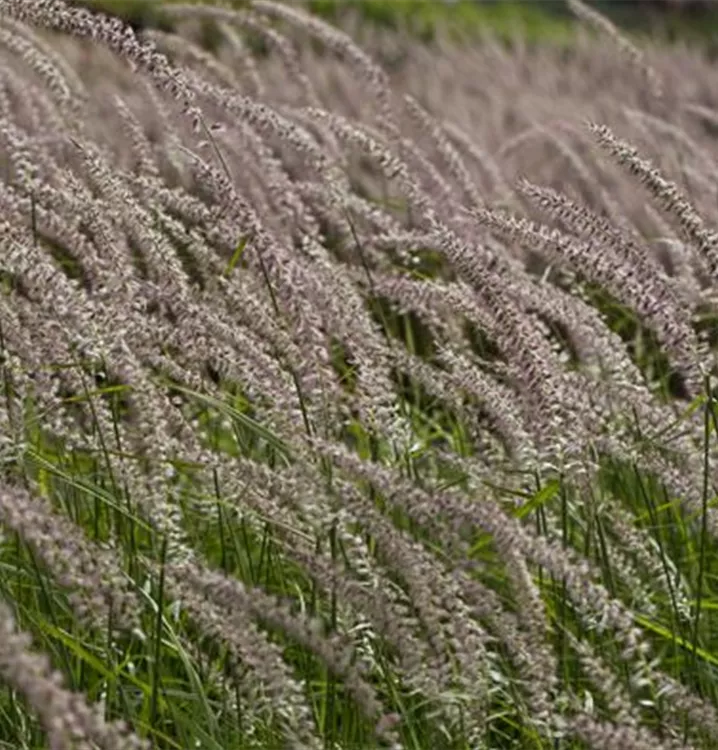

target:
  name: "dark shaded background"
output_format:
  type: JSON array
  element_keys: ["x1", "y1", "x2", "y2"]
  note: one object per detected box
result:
[{"x1": 73, "y1": 0, "x2": 718, "y2": 50}]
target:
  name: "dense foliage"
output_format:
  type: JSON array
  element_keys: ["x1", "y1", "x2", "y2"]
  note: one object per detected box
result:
[{"x1": 1, "y1": 1, "x2": 718, "y2": 749}]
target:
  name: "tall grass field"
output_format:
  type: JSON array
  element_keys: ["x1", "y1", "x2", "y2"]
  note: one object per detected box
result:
[{"x1": 1, "y1": 1, "x2": 718, "y2": 748}]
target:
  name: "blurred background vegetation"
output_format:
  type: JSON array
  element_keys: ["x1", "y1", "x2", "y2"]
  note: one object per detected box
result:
[{"x1": 74, "y1": 0, "x2": 718, "y2": 49}]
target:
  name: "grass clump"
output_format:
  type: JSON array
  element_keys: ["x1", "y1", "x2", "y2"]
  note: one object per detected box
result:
[{"x1": 2, "y1": 0, "x2": 718, "y2": 748}]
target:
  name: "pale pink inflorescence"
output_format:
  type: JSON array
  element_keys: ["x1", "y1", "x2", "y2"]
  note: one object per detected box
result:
[
  {"x1": 1, "y1": 0, "x2": 718, "y2": 747},
  {"x1": 0, "y1": 602, "x2": 149, "y2": 750}
]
